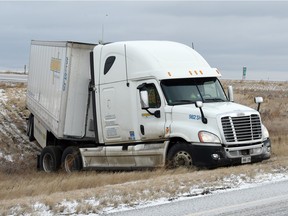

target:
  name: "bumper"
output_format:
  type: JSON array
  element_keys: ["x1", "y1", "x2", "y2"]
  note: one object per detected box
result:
[{"x1": 191, "y1": 138, "x2": 271, "y2": 168}]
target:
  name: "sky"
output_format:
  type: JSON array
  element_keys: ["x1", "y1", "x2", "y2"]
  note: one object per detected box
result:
[{"x1": 0, "y1": 1, "x2": 288, "y2": 81}]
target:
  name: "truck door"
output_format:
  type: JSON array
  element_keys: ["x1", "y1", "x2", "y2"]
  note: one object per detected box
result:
[{"x1": 137, "y1": 80, "x2": 166, "y2": 141}]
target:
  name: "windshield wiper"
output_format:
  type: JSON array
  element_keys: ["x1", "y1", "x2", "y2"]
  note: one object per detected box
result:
[
  {"x1": 204, "y1": 98, "x2": 226, "y2": 102},
  {"x1": 171, "y1": 100, "x2": 195, "y2": 105}
]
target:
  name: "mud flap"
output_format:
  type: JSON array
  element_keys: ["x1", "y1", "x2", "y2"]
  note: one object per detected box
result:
[{"x1": 37, "y1": 154, "x2": 41, "y2": 171}]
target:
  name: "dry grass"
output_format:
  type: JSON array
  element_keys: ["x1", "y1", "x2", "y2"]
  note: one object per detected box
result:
[
  {"x1": 222, "y1": 80, "x2": 288, "y2": 135},
  {"x1": 0, "y1": 83, "x2": 40, "y2": 176},
  {"x1": 0, "y1": 80, "x2": 288, "y2": 214},
  {"x1": 1, "y1": 161, "x2": 288, "y2": 215}
]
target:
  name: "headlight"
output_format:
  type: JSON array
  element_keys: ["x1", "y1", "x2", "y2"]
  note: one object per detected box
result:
[
  {"x1": 262, "y1": 125, "x2": 269, "y2": 139},
  {"x1": 198, "y1": 131, "x2": 221, "y2": 143}
]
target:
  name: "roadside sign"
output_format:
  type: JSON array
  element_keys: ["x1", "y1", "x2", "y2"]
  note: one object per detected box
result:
[{"x1": 243, "y1": 67, "x2": 247, "y2": 80}]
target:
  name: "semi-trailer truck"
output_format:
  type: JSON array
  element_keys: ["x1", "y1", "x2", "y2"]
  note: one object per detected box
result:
[{"x1": 26, "y1": 40, "x2": 271, "y2": 172}]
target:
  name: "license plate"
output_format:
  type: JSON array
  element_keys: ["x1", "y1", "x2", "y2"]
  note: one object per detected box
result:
[{"x1": 241, "y1": 156, "x2": 251, "y2": 164}]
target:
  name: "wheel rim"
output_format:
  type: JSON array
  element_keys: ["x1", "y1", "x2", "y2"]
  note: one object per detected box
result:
[
  {"x1": 64, "y1": 154, "x2": 75, "y2": 173},
  {"x1": 43, "y1": 153, "x2": 54, "y2": 172},
  {"x1": 173, "y1": 151, "x2": 193, "y2": 167}
]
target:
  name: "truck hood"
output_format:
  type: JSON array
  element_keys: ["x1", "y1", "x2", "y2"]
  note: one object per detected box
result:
[{"x1": 172, "y1": 102, "x2": 258, "y2": 118}]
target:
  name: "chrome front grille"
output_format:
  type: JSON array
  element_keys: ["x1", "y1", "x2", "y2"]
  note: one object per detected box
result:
[{"x1": 221, "y1": 114, "x2": 262, "y2": 143}]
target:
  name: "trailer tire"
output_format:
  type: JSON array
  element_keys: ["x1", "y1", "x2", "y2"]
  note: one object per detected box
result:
[
  {"x1": 27, "y1": 114, "x2": 35, "y2": 142},
  {"x1": 167, "y1": 142, "x2": 194, "y2": 168},
  {"x1": 61, "y1": 146, "x2": 82, "y2": 173},
  {"x1": 40, "y1": 146, "x2": 62, "y2": 172}
]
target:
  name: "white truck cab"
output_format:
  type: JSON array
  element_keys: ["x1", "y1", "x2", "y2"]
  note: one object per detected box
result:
[{"x1": 26, "y1": 40, "x2": 271, "y2": 172}]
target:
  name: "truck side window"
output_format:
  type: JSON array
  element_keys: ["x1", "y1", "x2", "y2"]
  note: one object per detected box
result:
[
  {"x1": 104, "y1": 56, "x2": 116, "y2": 75},
  {"x1": 146, "y1": 84, "x2": 161, "y2": 108}
]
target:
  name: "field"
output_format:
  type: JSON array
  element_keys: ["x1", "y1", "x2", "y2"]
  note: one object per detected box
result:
[{"x1": 0, "y1": 80, "x2": 288, "y2": 215}]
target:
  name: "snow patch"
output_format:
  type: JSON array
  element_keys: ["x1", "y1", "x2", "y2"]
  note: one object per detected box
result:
[
  {"x1": 0, "y1": 89, "x2": 8, "y2": 102},
  {"x1": 58, "y1": 200, "x2": 79, "y2": 215},
  {"x1": 32, "y1": 202, "x2": 51, "y2": 214},
  {"x1": 0, "y1": 151, "x2": 13, "y2": 162}
]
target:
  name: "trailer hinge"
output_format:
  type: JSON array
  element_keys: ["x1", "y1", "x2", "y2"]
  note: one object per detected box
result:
[{"x1": 89, "y1": 82, "x2": 97, "y2": 92}]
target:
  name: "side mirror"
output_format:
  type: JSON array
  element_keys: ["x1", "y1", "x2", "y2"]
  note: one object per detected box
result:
[
  {"x1": 195, "y1": 101, "x2": 207, "y2": 124},
  {"x1": 254, "y1": 96, "x2": 263, "y2": 111},
  {"x1": 140, "y1": 91, "x2": 149, "y2": 109},
  {"x1": 195, "y1": 101, "x2": 203, "y2": 108},
  {"x1": 254, "y1": 97, "x2": 263, "y2": 104},
  {"x1": 228, "y1": 86, "x2": 234, "y2": 102}
]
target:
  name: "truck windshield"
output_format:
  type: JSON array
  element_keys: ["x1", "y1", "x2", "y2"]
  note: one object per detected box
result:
[{"x1": 161, "y1": 77, "x2": 228, "y2": 105}]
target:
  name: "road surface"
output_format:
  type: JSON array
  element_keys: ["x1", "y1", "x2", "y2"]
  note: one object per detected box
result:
[
  {"x1": 0, "y1": 73, "x2": 27, "y2": 82},
  {"x1": 105, "y1": 179, "x2": 288, "y2": 216}
]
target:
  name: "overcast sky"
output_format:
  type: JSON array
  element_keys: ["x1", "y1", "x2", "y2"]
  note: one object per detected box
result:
[{"x1": 1, "y1": 1, "x2": 288, "y2": 81}]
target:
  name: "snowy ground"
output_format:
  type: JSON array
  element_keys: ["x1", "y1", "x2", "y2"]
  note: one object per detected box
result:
[
  {"x1": 8, "y1": 171, "x2": 288, "y2": 216},
  {"x1": 0, "y1": 83, "x2": 40, "y2": 172},
  {"x1": 103, "y1": 172, "x2": 288, "y2": 216}
]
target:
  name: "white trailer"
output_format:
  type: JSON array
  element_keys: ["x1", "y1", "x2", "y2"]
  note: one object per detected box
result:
[{"x1": 26, "y1": 40, "x2": 271, "y2": 172}]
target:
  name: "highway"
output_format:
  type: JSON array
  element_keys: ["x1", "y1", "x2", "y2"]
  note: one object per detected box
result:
[
  {"x1": 105, "y1": 179, "x2": 288, "y2": 216},
  {"x1": 0, "y1": 73, "x2": 28, "y2": 82}
]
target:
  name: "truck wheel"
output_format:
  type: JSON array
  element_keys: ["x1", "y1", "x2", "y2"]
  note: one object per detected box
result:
[
  {"x1": 61, "y1": 146, "x2": 82, "y2": 173},
  {"x1": 167, "y1": 143, "x2": 194, "y2": 168},
  {"x1": 27, "y1": 114, "x2": 35, "y2": 142},
  {"x1": 40, "y1": 146, "x2": 62, "y2": 172}
]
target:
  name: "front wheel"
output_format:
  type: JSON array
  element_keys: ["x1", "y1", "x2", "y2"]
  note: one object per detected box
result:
[
  {"x1": 167, "y1": 143, "x2": 194, "y2": 168},
  {"x1": 61, "y1": 146, "x2": 82, "y2": 173}
]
